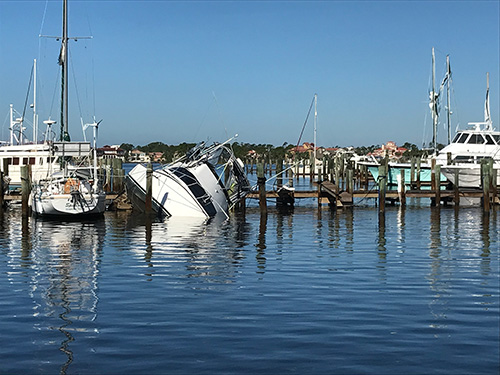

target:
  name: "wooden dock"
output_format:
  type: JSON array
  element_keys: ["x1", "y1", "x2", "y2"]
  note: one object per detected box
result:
[{"x1": 247, "y1": 180, "x2": 500, "y2": 209}]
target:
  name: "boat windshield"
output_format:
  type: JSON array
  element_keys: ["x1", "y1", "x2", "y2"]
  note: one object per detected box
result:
[
  {"x1": 467, "y1": 134, "x2": 485, "y2": 144},
  {"x1": 485, "y1": 134, "x2": 496, "y2": 145},
  {"x1": 453, "y1": 132, "x2": 469, "y2": 143}
]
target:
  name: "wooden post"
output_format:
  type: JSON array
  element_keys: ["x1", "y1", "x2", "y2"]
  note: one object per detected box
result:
[
  {"x1": 257, "y1": 163, "x2": 267, "y2": 214},
  {"x1": 2, "y1": 158, "x2": 9, "y2": 180},
  {"x1": 287, "y1": 158, "x2": 294, "y2": 188},
  {"x1": 145, "y1": 162, "x2": 153, "y2": 214},
  {"x1": 346, "y1": 168, "x2": 354, "y2": 194},
  {"x1": 276, "y1": 158, "x2": 283, "y2": 188},
  {"x1": 21, "y1": 165, "x2": 31, "y2": 216},
  {"x1": 310, "y1": 154, "x2": 315, "y2": 181},
  {"x1": 435, "y1": 164, "x2": 441, "y2": 207},
  {"x1": 111, "y1": 158, "x2": 123, "y2": 192},
  {"x1": 492, "y1": 167, "x2": 498, "y2": 206},
  {"x1": 378, "y1": 162, "x2": 387, "y2": 214},
  {"x1": 431, "y1": 158, "x2": 436, "y2": 191},
  {"x1": 322, "y1": 156, "x2": 327, "y2": 181},
  {"x1": 399, "y1": 169, "x2": 406, "y2": 206},
  {"x1": 416, "y1": 158, "x2": 421, "y2": 190},
  {"x1": 0, "y1": 171, "x2": 4, "y2": 209},
  {"x1": 410, "y1": 156, "x2": 416, "y2": 189},
  {"x1": 339, "y1": 154, "x2": 345, "y2": 190},
  {"x1": 454, "y1": 168, "x2": 460, "y2": 206},
  {"x1": 482, "y1": 160, "x2": 491, "y2": 212}
]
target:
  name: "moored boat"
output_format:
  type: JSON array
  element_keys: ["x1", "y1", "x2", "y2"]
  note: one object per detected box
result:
[{"x1": 31, "y1": 0, "x2": 106, "y2": 217}]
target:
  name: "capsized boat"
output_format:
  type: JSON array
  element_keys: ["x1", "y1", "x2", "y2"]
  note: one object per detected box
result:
[{"x1": 125, "y1": 137, "x2": 251, "y2": 218}]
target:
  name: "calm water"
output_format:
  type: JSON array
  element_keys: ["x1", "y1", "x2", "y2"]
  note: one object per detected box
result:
[{"x1": 0, "y1": 202, "x2": 498, "y2": 374}]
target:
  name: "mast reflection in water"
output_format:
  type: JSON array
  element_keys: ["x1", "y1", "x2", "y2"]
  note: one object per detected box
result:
[{"x1": 0, "y1": 205, "x2": 498, "y2": 374}]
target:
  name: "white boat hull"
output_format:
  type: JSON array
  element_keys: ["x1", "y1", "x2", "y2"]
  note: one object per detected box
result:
[
  {"x1": 32, "y1": 191, "x2": 106, "y2": 216},
  {"x1": 126, "y1": 163, "x2": 228, "y2": 218},
  {"x1": 440, "y1": 164, "x2": 500, "y2": 189}
]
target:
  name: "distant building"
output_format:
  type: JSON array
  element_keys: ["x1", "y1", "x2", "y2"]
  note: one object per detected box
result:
[
  {"x1": 149, "y1": 152, "x2": 164, "y2": 163},
  {"x1": 97, "y1": 145, "x2": 125, "y2": 160},
  {"x1": 129, "y1": 149, "x2": 149, "y2": 163},
  {"x1": 368, "y1": 141, "x2": 407, "y2": 160},
  {"x1": 290, "y1": 142, "x2": 315, "y2": 154}
]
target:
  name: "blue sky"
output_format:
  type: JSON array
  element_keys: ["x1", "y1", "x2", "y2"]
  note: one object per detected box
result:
[{"x1": 1, "y1": 0, "x2": 499, "y2": 149}]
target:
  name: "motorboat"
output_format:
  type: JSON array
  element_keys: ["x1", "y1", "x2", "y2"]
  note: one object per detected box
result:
[
  {"x1": 438, "y1": 73, "x2": 499, "y2": 188},
  {"x1": 125, "y1": 137, "x2": 251, "y2": 218}
]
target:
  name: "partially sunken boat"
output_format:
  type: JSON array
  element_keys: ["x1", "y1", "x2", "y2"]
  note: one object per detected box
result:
[{"x1": 125, "y1": 138, "x2": 251, "y2": 218}]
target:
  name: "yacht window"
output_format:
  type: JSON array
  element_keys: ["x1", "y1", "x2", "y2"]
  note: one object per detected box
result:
[
  {"x1": 485, "y1": 135, "x2": 495, "y2": 145},
  {"x1": 6, "y1": 158, "x2": 12, "y2": 165},
  {"x1": 22, "y1": 158, "x2": 28, "y2": 165},
  {"x1": 467, "y1": 134, "x2": 485, "y2": 144},
  {"x1": 29, "y1": 157, "x2": 36, "y2": 165},
  {"x1": 457, "y1": 133, "x2": 469, "y2": 143},
  {"x1": 493, "y1": 134, "x2": 500, "y2": 144},
  {"x1": 12, "y1": 157, "x2": 19, "y2": 165},
  {"x1": 452, "y1": 133, "x2": 462, "y2": 143}
]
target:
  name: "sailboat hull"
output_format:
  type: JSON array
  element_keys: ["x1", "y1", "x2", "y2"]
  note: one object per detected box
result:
[{"x1": 32, "y1": 189, "x2": 106, "y2": 216}]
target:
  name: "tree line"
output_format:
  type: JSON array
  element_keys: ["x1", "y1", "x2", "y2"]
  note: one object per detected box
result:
[{"x1": 119, "y1": 141, "x2": 433, "y2": 163}]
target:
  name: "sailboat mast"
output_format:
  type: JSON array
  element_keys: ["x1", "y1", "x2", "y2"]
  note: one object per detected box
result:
[
  {"x1": 60, "y1": 0, "x2": 69, "y2": 141},
  {"x1": 313, "y1": 93, "x2": 317, "y2": 174},
  {"x1": 446, "y1": 55, "x2": 451, "y2": 144},
  {"x1": 431, "y1": 47, "x2": 437, "y2": 153},
  {"x1": 33, "y1": 58, "x2": 38, "y2": 143}
]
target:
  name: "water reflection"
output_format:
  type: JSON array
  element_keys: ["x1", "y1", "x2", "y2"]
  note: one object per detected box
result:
[
  {"x1": 23, "y1": 216, "x2": 105, "y2": 374},
  {"x1": 116, "y1": 212, "x2": 252, "y2": 283},
  {"x1": 256, "y1": 213, "x2": 267, "y2": 273}
]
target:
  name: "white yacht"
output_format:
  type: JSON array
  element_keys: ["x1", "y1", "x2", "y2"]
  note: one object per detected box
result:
[{"x1": 438, "y1": 74, "x2": 499, "y2": 188}]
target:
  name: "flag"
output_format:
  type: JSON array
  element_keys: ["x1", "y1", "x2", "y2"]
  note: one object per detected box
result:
[
  {"x1": 58, "y1": 43, "x2": 66, "y2": 66},
  {"x1": 484, "y1": 87, "x2": 491, "y2": 124}
]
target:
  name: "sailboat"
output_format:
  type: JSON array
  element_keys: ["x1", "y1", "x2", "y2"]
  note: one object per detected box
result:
[
  {"x1": 360, "y1": 48, "x2": 450, "y2": 188},
  {"x1": 31, "y1": 0, "x2": 106, "y2": 217}
]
